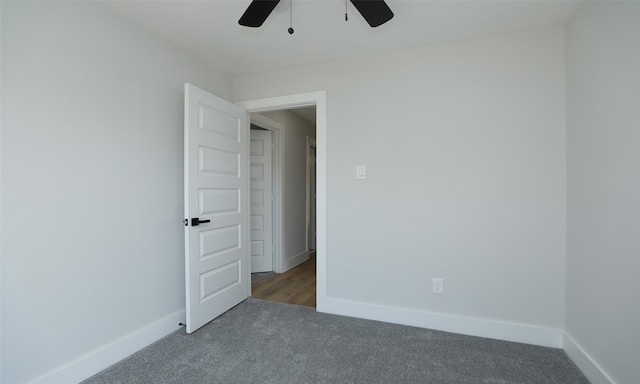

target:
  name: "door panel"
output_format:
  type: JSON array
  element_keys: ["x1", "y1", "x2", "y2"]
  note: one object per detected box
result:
[
  {"x1": 184, "y1": 84, "x2": 249, "y2": 334},
  {"x1": 250, "y1": 129, "x2": 273, "y2": 273}
]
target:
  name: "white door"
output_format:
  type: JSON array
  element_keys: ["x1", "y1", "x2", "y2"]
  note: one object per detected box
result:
[
  {"x1": 184, "y1": 84, "x2": 249, "y2": 334},
  {"x1": 250, "y1": 129, "x2": 273, "y2": 272}
]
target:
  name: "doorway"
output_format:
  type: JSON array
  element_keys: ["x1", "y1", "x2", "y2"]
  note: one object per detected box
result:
[
  {"x1": 238, "y1": 92, "x2": 326, "y2": 310},
  {"x1": 249, "y1": 108, "x2": 317, "y2": 307}
]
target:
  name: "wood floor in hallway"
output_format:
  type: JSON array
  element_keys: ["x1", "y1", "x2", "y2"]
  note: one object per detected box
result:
[{"x1": 251, "y1": 253, "x2": 316, "y2": 307}]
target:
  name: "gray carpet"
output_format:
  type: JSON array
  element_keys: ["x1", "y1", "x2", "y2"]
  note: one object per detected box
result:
[{"x1": 82, "y1": 298, "x2": 589, "y2": 384}]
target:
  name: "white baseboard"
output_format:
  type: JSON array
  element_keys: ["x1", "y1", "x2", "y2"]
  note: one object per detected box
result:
[
  {"x1": 563, "y1": 332, "x2": 616, "y2": 384},
  {"x1": 24, "y1": 298, "x2": 607, "y2": 383},
  {"x1": 319, "y1": 297, "x2": 563, "y2": 348},
  {"x1": 284, "y1": 250, "x2": 310, "y2": 271},
  {"x1": 30, "y1": 310, "x2": 185, "y2": 384}
]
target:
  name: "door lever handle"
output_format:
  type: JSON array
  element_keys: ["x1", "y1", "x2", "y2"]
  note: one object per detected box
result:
[{"x1": 190, "y1": 218, "x2": 210, "y2": 226}]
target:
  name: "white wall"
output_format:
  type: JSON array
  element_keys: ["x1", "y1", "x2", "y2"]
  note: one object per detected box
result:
[
  {"x1": 9, "y1": 2, "x2": 632, "y2": 381},
  {"x1": 565, "y1": 2, "x2": 640, "y2": 384},
  {"x1": 260, "y1": 110, "x2": 315, "y2": 270},
  {"x1": 0, "y1": 2, "x2": 232, "y2": 383},
  {"x1": 234, "y1": 28, "x2": 567, "y2": 344}
]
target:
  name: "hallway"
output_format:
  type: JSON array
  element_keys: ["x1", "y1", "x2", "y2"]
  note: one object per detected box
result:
[{"x1": 251, "y1": 253, "x2": 316, "y2": 307}]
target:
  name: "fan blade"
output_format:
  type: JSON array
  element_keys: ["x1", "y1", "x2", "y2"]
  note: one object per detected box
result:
[
  {"x1": 239, "y1": 0, "x2": 281, "y2": 27},
  {"x1": 350, "y1": 0, "x2": 394, "y2": 27}
]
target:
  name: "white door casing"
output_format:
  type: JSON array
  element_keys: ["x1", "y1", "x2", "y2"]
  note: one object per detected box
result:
[
  {"x1": 184, "y1": 84, "x2": 250, "y2": 334},
  {"x1": 307, "y1": 136, "x2": 317, "y2": 250},
  {"x1": 250, "y1": 129, "x2": 273, "y2": 272},
  {"x1": 310, "y1": 147, "x2": 316, "y2": 250}
]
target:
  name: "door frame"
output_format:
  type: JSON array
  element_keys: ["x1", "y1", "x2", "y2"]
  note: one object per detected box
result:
[
  {"x1": 250, "y1": 114, "x2": 285, "y2": 273},
  {"x1": 306, "y1": 136, "x2": 317, "y2": 251},
  {"x1": 237, "y1": 91, "x2": 327, "y2": 311}
]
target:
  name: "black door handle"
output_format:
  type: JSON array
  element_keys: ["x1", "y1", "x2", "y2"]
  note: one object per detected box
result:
[{"x1": 190, "y1": 218, "x2": 211, "y2": 226}]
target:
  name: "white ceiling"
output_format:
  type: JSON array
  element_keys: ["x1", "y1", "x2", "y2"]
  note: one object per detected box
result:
[{"x1": 102, "y1": 0, "x2": 582, "y2": 77}]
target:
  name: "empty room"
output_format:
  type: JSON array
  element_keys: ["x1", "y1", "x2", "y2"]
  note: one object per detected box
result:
[{"x1": 1, "y1": 1, "x2": 638, "y2": 383}]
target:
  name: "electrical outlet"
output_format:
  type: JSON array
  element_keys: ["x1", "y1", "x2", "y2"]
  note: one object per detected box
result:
[{"x1": 432, "y1": 278, "x2": 444, "y2": 294}]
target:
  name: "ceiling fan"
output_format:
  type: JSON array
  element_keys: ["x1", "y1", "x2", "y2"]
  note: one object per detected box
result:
[{"x1": 239, "y1": 0, "x2": 394, "y2": 29}]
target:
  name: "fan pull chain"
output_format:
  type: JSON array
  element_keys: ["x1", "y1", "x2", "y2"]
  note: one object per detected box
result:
[
  {"x1": 345, "y1": 0, "x2": 348, "y2": 21},
  {"x1": 288, "y1": 0, "x2": 294, "y2": 34}
]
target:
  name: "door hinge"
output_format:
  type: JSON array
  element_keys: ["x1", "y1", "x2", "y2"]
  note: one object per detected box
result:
[{"x1": 184, "y1": 219, "x2": 188, "y2": 226}]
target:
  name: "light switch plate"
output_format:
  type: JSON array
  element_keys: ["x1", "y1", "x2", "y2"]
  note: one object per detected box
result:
[
  {"x1": 356, "y1": 165, "x2": 366, "y2": 179},
  {"x1": 432, "y1": 278, "x2": 444, "y2": 294}
]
